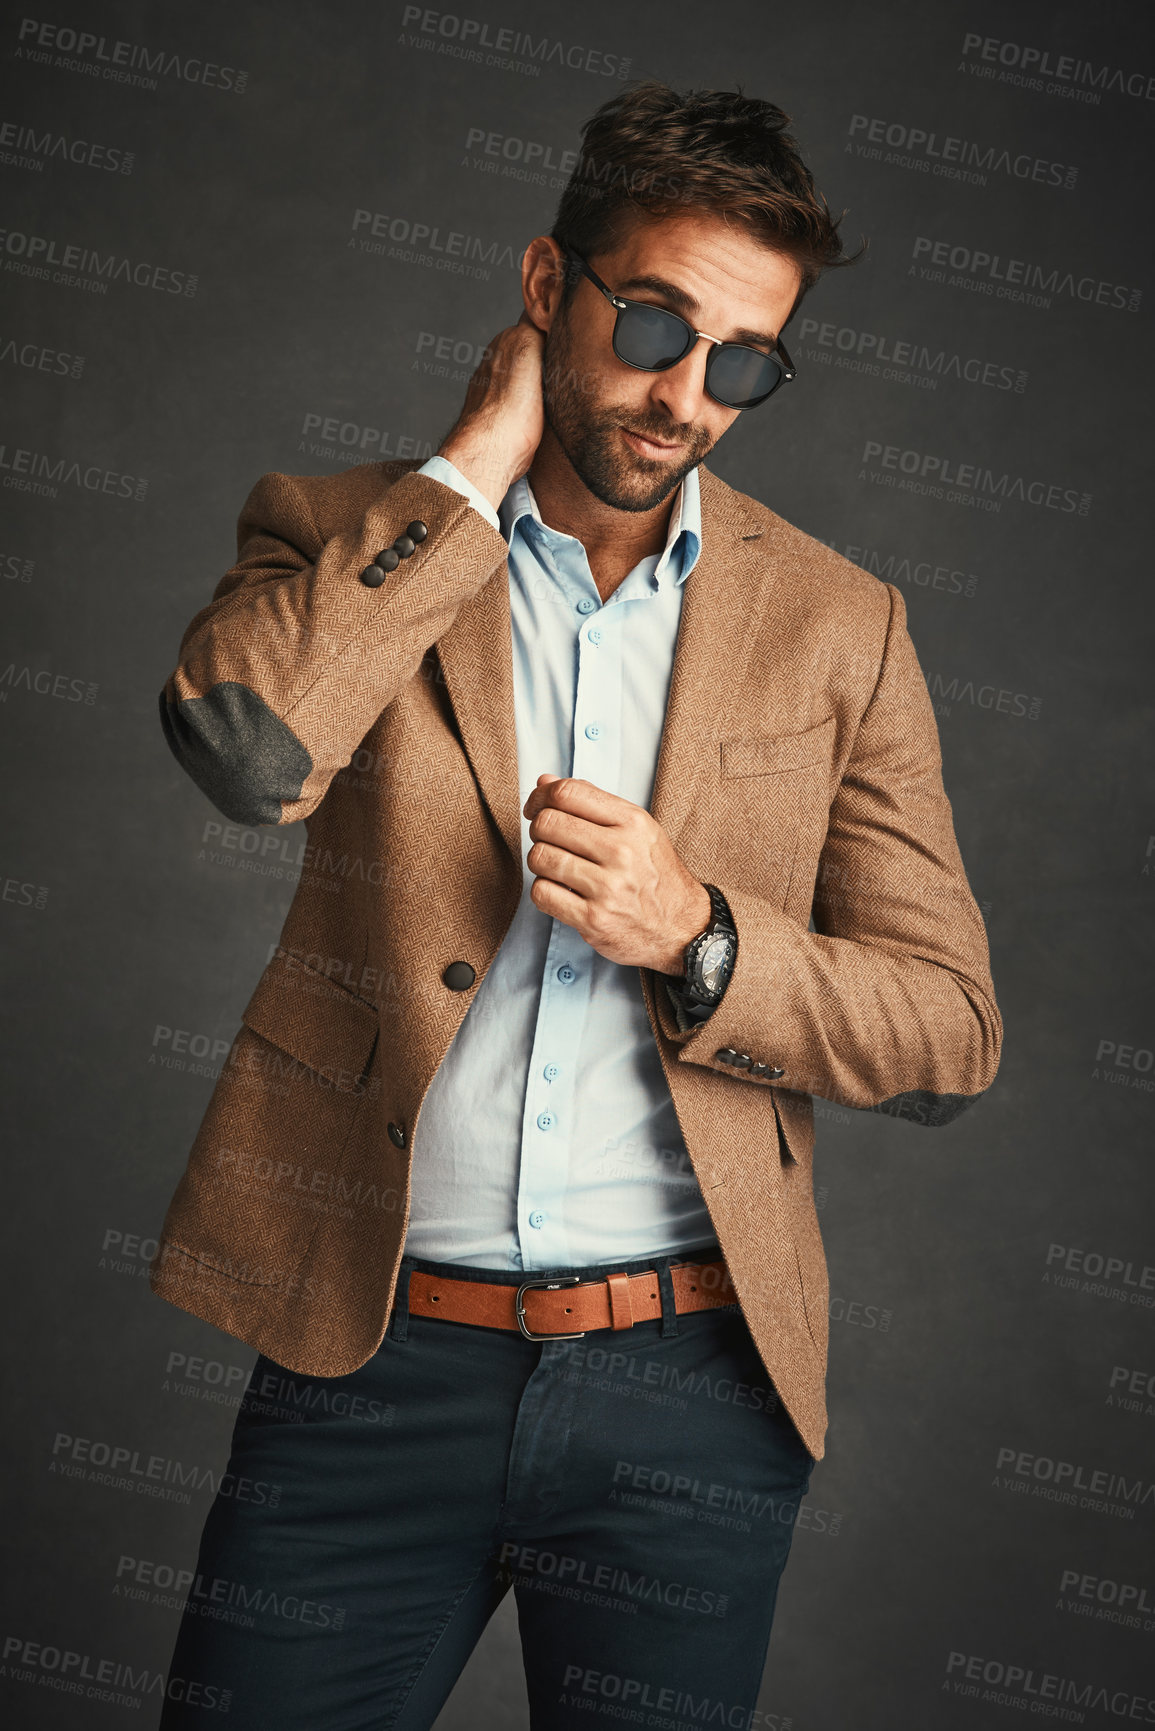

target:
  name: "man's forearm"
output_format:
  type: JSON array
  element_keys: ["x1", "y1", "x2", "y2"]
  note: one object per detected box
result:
[
  {"x1": 653, "y1": 876, "x2": 1001, "y2": 1116},
  {"x1": 161, "y1": 467, "x2": 509, "y2": 827}
]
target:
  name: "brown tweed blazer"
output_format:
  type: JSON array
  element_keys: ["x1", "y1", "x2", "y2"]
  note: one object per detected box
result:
[{"x1": 150, "y1": 457, "x2": 1002, "y2": 1460}]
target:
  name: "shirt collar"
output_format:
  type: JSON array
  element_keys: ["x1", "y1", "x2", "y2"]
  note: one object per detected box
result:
[{"x1": 498, "y1": 463, "x2": 702, "y2": 589}]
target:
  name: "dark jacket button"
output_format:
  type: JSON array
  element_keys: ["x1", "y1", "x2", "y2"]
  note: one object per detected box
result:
[
  {"x1": 732, "y1": 1053, "x2": 753, "y2": 1069},
  {"x1": 359, "y1": 563, "x2": 386, "y2": 587},
  {"x1": 375, "y1": 547, "x2": 401, "y2": 572},
  {"x1": 392, "y1": 534, "x2": 416, "y2": 559},
  {"x1": 442, "y1": 961, "x2": 476, "y2": 991},
  {"x1": 406, "y1": 520, "x2": 428, "y2": 543},
  {"x1": 765, "y1": 1066, "x2": 785, "y2": 1080},
  {"x1": 714, "y1": 1048, "x2": 737, "y2": 1065},
  {"x1": 388, "y1": 1121, "x2": 406, "y2": 1149}
]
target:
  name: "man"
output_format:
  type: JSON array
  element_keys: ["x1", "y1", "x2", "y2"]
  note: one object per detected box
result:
[{"x1": 152, "y1": 80, "x2": 1001, "y2": 1729}]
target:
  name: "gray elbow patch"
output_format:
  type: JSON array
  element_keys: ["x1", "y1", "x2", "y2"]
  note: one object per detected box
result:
[
  {"x1": 160, "y1": 682, "x2": 313, "y2": 825},
  {"x1": 869, "y1": 1089, "x2": 986, "y2": 1128}
]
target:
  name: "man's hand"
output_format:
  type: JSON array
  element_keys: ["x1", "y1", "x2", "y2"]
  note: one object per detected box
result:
[
  {"x1": 523, "y1": 774, "x2": 712, "y2": 976},
  {"x1": 436, "y1": 311, "x2": 546, "y2": 512}
]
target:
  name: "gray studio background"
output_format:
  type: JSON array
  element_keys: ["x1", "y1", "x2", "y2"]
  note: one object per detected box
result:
[{"x1": 2, "y1": 0, "x2": 1153, "y2": 1726}]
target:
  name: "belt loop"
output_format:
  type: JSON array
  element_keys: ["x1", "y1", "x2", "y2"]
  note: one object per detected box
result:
[
  {"x1": 389, "y1": 1261, "x2": 413, "y2": 1343},
  {"x1": 657, "y1": 1261, "x2": 679, "y2": 1337}
]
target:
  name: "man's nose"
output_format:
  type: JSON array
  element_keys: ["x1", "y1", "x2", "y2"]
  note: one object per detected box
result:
[{"x1": 648, "y1": 336, "x2": 714, "y2": 424}]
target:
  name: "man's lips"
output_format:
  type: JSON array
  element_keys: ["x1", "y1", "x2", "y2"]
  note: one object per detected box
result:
[{"x1": 620, "y1": 427, "x2": 684, "y2": 460}]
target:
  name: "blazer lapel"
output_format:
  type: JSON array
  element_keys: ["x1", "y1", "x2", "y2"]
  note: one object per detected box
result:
[
  {"x1": 433, "y1": 462, "x2": 783, "y2": 873},
  {"x1": 649, "y1": 464, "x2": 781, "y2": 845},
  {"x1": 434, "y1": 555, "x2": 523, "y2": 871}
]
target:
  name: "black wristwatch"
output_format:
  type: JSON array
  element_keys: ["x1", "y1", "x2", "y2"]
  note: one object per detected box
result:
[{"x1": 664, "y1": 883, "x2": 737, "y2": 1032}]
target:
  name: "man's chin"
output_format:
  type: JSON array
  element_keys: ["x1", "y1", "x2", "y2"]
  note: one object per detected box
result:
[{"x1": 579, "y1": 451, "x2": 697, "y2": 514}]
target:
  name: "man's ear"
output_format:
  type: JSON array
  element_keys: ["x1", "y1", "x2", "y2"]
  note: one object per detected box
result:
[{"x1": 521, "y1": 237, "x2": 567, "y2": 333}]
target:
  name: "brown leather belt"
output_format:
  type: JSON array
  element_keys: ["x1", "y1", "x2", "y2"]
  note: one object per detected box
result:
[{"x1": 406, "y1": 1258, "x2": 736, "y2": 1341}]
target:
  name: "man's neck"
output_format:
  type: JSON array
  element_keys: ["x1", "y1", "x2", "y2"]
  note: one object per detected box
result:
[{"x1": 525, "y1": 431, "x2": 681, "y2": 603}]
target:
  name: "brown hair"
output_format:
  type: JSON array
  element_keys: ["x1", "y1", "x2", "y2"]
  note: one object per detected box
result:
[{"x1": 550, "y1": 80, "x2": 863, "y2": 326}]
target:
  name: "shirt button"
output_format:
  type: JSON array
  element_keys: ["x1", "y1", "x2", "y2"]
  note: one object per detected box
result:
[
  {"x1": 576, "y1": 597, "x2": 597, "y2": 614},
  {"x1": 528, "y1": 1210, "x2": 547, "y2": 1229},
  {"x1": 556, "y1": 964, "x2": 576, "y2": 984},
  {"x1": 587, "y1": 627, "x2": 602, "y2": 644},
  {"x1": 543, "y1": 1063, "x2": 560, "y2": 1081},
  {"x1": 584, "y1": 723, "x2": 601, "y2": 740},
  {"x1": 536, "y1": 1111, "x2": 556, "y2": 1132}
]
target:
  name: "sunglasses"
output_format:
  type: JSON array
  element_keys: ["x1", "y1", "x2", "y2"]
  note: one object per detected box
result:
[{"x1": 565, "y1": 248, "x2": 796, "y2": 411}]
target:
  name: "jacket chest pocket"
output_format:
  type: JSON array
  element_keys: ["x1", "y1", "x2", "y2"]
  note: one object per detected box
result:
[
  {"x1": 720, "y1": 714, "x2": 836, "y2": 779},
  {"x1": 707, "y1": 717, "x2": 837, "y2": 908}
]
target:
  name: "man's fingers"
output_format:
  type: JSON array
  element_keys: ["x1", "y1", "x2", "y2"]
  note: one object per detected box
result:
[
  {"x1": 528, "y1": 806, "x2": 618, "y2": 866},
  {"x1": 529, "y1": 874, "x2": 587, "y2": 929},
  {"x1": 523, "y1": 775, "x2": 635, "y2": 825}
]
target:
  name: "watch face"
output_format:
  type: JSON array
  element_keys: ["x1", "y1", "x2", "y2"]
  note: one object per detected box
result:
[{"x1": 700, "y1": 935, "x2": 733, "y2": 995}]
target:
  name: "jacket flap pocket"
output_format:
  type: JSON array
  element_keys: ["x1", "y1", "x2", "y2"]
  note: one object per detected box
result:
[
  {"x1": 241, "y1": 947, "x2": 378, "y2": 1083},
  {"x1": 721, "y1": 715, "x2": 836, "y2": 778}
]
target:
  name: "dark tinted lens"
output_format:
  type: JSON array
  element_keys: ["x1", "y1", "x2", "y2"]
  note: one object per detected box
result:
[
  {"x1": 707, "y1": 344, "x2": 783, "y2": 409},
  {"x1": 614, "y1": 302, "x2": 694, "y2": 370}
]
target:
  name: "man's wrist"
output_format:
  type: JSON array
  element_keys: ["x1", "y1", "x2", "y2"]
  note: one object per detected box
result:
[
  {"x1": 436, "y1": 435, "x2": 516, "y2": 516},
  {"x1": 659, "y1": 881, "x2": 712, "y2": 977},
  {"x1": 418, "y1": 454, "x2": 502, "y2": 533}
]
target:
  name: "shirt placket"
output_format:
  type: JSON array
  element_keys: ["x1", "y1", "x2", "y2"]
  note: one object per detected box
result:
[{"x1": 515, "y1": 547, "x2": 628, "y2": 1269}]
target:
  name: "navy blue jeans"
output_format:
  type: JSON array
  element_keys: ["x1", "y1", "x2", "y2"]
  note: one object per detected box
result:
[{"x1": 159, "y1": 1244, "x2": 815, "y2": 1729}]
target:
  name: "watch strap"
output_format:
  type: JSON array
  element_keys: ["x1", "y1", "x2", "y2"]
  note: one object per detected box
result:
[
  {"x1": 665, "y1": 883, "x2": 737, "y2": 1030},
  {"x1": 664, "y1": 977, "x2": 721, "y2": 1033},
  {"x1": 701, "y1": 882, "x2": 734, "y2": 935}
]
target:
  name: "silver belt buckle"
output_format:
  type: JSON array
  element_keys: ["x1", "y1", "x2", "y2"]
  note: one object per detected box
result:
[{"x1": 514, "y1": 1274, "x2": 585, "y2": 1341}]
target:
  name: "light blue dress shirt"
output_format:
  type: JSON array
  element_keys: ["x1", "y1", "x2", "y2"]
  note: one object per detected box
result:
[{"x1": 402, "y1": 453, "x2": 716, "y2": 1270}]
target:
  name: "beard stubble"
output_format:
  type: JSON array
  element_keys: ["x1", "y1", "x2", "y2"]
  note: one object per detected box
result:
[{"x1": 540, "y1": 309, "x2": 711, "y2": 514}]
